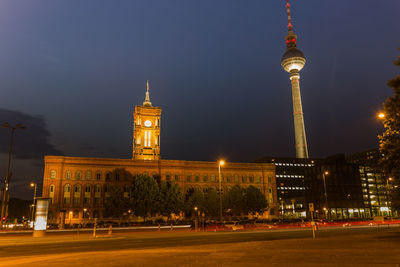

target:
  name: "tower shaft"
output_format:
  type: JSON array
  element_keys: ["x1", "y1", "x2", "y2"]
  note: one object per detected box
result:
[{"x1": 290, "y1": 70, "x2": 308, "y2": 158}]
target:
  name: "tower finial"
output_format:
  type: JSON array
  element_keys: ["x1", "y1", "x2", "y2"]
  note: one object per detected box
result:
[
  {"x1": 284, "y1": 0, "x2": 297, "y2": 49},
  {"x1": 286, "y1": 0, "x2": 293, "y2": 33},
  {"x1": 143, "y1": 80, "x2": 152, "y2": 107}
]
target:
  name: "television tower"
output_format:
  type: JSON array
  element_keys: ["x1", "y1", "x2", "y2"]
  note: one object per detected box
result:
[{"x1": 281, "y1": 0, "x2": 309, "y2": 158}]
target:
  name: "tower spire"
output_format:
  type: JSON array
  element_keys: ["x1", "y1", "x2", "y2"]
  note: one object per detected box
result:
[
  {"x1": 285, "y1": 0, "x2": 297, "y2": 49},
  {"x1": 143, "y1": 80, "x2": 152, "y2": 107}
]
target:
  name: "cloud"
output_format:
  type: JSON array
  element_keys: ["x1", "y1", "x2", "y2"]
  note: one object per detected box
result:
[{"x1": 0, "y1": 108, "x2": 63, "y2": 159}]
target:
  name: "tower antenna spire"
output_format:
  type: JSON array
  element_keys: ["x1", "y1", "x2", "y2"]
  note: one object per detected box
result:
[
  {"x1": 286, "y1": 0, "x2": 293, "y2": 33},
  {"x1": 143, "y1": 80, "x2": 152, "y2": 107}
]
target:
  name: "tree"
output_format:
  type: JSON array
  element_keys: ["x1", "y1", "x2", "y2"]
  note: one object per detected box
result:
[
  {"x1": 203, "y1": 188, "x2": 219, "y2": 218},
  {"x1": 223, "y1": 185, "x2": 245, "y2": 217},
  {"x1": 158, "y1": 181, "x2": 184, "y2": 218},
  {"x1": 185, "y1": 188, "x2": 204, "y2": 217},
  {"x1": 104, "y1": 185, "x2": 128, "y2": 218},
  {"x1": 379, "y1": 49, "x2": 400, "y2": 212},
  {"x1": 244, "y1": 186, "x2": 268, "y2": 214},
  {"x1": 129, "y1": 174, "x2": 159, "y2": 220}
]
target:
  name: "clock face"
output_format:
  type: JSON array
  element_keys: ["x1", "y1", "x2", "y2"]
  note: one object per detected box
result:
[{"x1": 144, "y1": 120, "x2": 152, "y2": 127}]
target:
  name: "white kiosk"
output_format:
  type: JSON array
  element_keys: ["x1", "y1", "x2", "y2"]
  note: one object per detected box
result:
[{"x1": 33, "y1": 198, "x2": 50, "y2": 237}]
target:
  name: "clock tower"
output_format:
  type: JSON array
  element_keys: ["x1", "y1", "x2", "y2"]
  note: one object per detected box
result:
[{"x1": 132, "y1": 81, "x2": 161, "y2": 160}]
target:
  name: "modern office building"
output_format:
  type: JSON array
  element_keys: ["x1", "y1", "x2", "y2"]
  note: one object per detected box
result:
[
  {"x1": 256, "y1": 157, "x2": 318, "y2": 218},
  {"x1": 347, "y1": 149, "x2": 392, "y2": 217},
  {"x1": 304, "y1": 154, "x2": 365, "y2": 219}
]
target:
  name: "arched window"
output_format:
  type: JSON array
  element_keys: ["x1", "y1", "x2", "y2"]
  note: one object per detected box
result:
[
  {"x1": 74, "y1": 184, "x2": 81, "y2": 204},
  {"x1": 75, "y1": 184, "x2": 81, "y2": 193},
  {"x1": 203, "y1": 175, "x2": 208, "y2": 182},
  {"x1": 249, "y1": 175, "x2": 254, "y2": 183},
  {"x1": 66, "y1": 171, "x2": 71, "y2": 180},
  {"x1": 115, "y1": 173, "x2": 120, "y2": 181},
  {"x1": 50, "y1": 170, "x2": 56, "y2": 179},
  {"x1": 85, "y1": 184, "x2": 91, "y2": 193},
  {"x1": 76, "y1": 171, "x2": 82, "y2": 180},
  {"x1": 106, "y1": 172, "x2": 111, "y2": 181},
  {"x1": 211, "y1": 175, "x2": 216, "y2": 182},
  {"x1": 50, "y1": 185, "x2": 55, "y2": 193},
  {"x1": 242, "y1": 175, "x2": 247, "y2": 183},
  {"x1": 63, "y1": 184, "x2": 71, "y2": 204},
  {"x1": 86, "y1": 171, "x2": 92, "y2": 180},
  {"x1": 64, "y1": 184, "x2": 71, "y2": 193},
  {"x1": 95, "y1": 184, "x2": 101, "y2": 193},
  {"x1": 96, "y1": 172, "x2": 101, "y2": 181}
]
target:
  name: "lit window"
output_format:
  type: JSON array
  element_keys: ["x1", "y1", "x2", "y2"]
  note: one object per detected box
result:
[
  {"x1": 96, "y1": 172, "x2": 101, "y2": 180},
  {"x1": 66, "y1": 171, "x2": 71, "y2": 180},
  {"x1": 76, "y1": 172, "x2": 81, "y2": 180},
  {"x1": 86, "y1": 171, "x2": 91, "y2": 180},
  {"x1": 144, "y1": 131, "x2": 148, "y2": 147},
  {"x1": 50, "y1": 170, "x2": 56, "y2": 179},
  {"x1": 148, "y1": 131, "x2": 151, "y2": 146}
]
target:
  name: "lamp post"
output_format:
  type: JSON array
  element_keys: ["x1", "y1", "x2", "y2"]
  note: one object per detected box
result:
[
  {"x1": 386, "y1": 177, "x2": 393, "y2": 219},
  {"x1": 194, "y1": 206, "x2": 198, "y2": 232},
  {"x1": 322, "y1": 171, "x2": 329, "y2": 219},
  {"x1": 30, "y1": 182, "x2": 37, "y2": 225},
  {"x1": 0, "y1": 123, "x2": 25, "y2": 228},
  {"x1": 218, "y1": 160, "x2": 225, "y2": 223}
]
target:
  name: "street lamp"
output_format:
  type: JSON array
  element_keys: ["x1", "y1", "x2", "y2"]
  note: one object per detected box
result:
[
  {"x1": 386, "y1": 177, "x2": 393, "y2": 219},
  {"x1": 194, "y1": 206, "x2": 198, "y2": 232},
  {"x1": 30, "y1": 182, "x2": 37, "y2": 225},
  {"x1": 218, "y1": 160, "x2": 225, "y2": 223},
  {"x1": 322, "y1": 171, "x2": 329, "y2": 219},
  {"x1": 378, "y1": 112, "x2": 385, "y2": 119},
  {"x1": 0, "y1": 122, "x2": 25, "y2": 228}
]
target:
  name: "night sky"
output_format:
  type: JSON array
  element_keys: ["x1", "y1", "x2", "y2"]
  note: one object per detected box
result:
[{"x1": 0, "y1": 0, "x2": 399, "y2": 199}]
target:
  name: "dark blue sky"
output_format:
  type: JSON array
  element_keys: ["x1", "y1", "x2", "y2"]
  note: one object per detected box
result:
[{"x1": 0, "y1": 0, "x2": 399, "y2": 198}]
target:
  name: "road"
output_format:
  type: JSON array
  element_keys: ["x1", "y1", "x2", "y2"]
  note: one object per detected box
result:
[{"x1": 1, "y1": 226, "x2": 400, "y2": 266}]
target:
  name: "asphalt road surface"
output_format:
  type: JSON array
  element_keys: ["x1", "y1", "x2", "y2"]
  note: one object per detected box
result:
[{"x1": 1, "y1": 226, "x2": 400, "y2": 266}]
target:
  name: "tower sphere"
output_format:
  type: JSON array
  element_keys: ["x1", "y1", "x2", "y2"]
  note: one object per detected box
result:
[{"x1": 281, "y1": 47, "x2": 306, "y2": 73}]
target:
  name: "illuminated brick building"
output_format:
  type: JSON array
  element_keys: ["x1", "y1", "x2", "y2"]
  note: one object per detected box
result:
[{"x1": 41, "y1": 83, "x2": 277, "y2": 224}]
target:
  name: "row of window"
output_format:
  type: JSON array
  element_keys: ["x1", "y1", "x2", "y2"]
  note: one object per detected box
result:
[
  {"x1": 276, "y1": 175, "x2": 304, "y2": 178},
  {"x1": 274, "y1": 163, "x2": 314, "y2": 167},
  {"x1": 49, "y1": 170, "x2": 273, "y2": 184},
  {"x1": 50, "y1": 170, "x2": 130, "y2": 181},
  {"x1": 277, "y1": 186, "x2": 306, "y2": 190}
]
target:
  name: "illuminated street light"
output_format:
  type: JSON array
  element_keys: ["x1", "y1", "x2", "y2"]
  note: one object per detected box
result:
[
  {"x1": 386, "y1": 178, "x2": 393, "y2": 219},
  {"x1": 378, "y1": 112, "x2": 385, "y2": 119},
  {"x1": 218, "y1": 160, "x2": 225, "y2": 223},
  {"x1": 30, "y1": 182, "x2": 37, "y2": 225},
  {"x1": 322, "y1": 170, "x2": 329, "y2": 219},
  {"x1": 0, "y1": 123, "x2": 25, "y2": 228}
]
